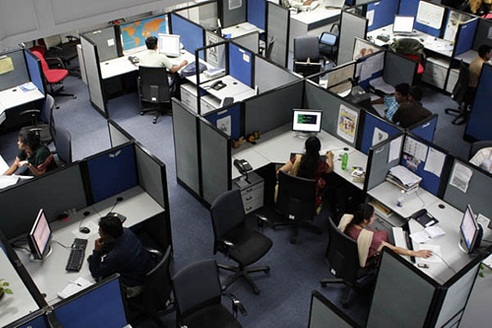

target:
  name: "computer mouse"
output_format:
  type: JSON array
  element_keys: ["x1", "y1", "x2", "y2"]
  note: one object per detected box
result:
[
  {"x1": 79, "y1": 226, "x2": 90, "y2": 234},
  {"x1": 419, "y1": 38, "x2": 424, "y2": 42}
]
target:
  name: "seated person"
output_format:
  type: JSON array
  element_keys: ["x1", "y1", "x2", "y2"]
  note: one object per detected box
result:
[
  {"x1": 88, "y1": 216, "x2": 153, "y2": 298},
  {"x1": 469, "y1": 44, "x2": 492, "y2": 91},
  {"x1": 339, "y1": 204, "x2": 432, "y2": 267},
  {"x1": 392, "y1": 86, "x2": 432, "y2": 128},
  {"x1": 277, "y1": 136, "x2": 334, "y2": 210},
  {"x1": 3, "y1": 131, "x2": 57, "y2": 176},
  {"x1": 372, "y1": 83, "x2": 410, "y2": 121},
  {"x1": 469, "y1": 146, "x2": 492, "y2": 173}
]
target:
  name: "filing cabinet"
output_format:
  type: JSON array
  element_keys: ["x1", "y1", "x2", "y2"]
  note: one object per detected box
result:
[
  {"x1": 446, "y1": 67, "x2": 459, "y2": 94},
  {"x1": 422, "y1": 57, "x2": 450, "y2": 90},
  {"x1": 233, "y1": 171, "x2": 264, "y2": 214},
  {"x1": 180, "y1": 83, "x2": 220, "y2": 114}
]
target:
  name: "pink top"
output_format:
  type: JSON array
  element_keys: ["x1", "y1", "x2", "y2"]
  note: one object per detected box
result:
[{"x1": 346, "y1": 225, "x2": 389, "y2": 260}]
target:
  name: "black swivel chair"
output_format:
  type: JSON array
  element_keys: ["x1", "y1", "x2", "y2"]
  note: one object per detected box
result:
[
  {"x1": 137, "y1": 66, "x2": 172, "y2": 124},
  {"x1": 43, "y1": 34, "x2": 81, "y2": 77},
  {"x1": 320, "y1": 217, "x2": 373, "y2": 308},
  {"x1": 19, "y1": 94, "x2": 56, "y2": 145},
  {"x1": 53, "y1": 126, "x2": 72, "y2": 165},
  {"x1": 210, "y1": 189, "x2": 272, "y2": 295},
  {"x1": 172, "y1": 259, "x2": 247, "y2": 328},
  {"x1": 445, "y1": 61, "x2": 473, "y2": 125},
  {"x1": 271, "y1": 171, "x2": 322, "y2": 244},
  {"x1": 293, "y1": 36, "x2": 325, "y2": 78},
  {"x1": 318, "y1": 23, "x2": 340, "y2": 63}
]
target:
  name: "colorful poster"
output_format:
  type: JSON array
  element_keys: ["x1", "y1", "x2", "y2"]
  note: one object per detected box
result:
[{"x1": 337, "y1": 104, "x2": 358, "y2": 144}]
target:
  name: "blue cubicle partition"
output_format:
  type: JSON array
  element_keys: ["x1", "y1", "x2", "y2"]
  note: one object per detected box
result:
[
  {"x1": 84, "y1": 143, "x2": 138, "y2": 204},
  {"x1": 473, "y1": 18, "x2": 492, "y2": 51},
  {"x1": 398, "y1": 0, "x2": 445, "y2": 38},
  {"x1": 170, "y1": 13, "x2": 205, "y2": 56},
  {"x1": 366, "y1": 0, "x2": 399, "y2": 32},
  {"x1": 25, "y1": 50, "x2": 45, "y2": 94},
  {"x1": 229, "y1": 43, "x2": 253, "y2": 87},
  {"x1": 248, "y1": 0, "x2": 266, "y2": 30},
  {"x1": 359, "y1": 111, "x2": 403, "y2": 154},
  {"x1": 0, "y1": 49, "x2": 30, "y2": 90},
  {"x1": 204, "y1": 103, "x2": 242, "y2": 139},
  {"x1": 453, "y1": 18, "x2": 478, "y2": 57},
  {"x1": 53, "y1": 274, "x2": 127, "y2": 328},
  {"x1": 465, "y1": 63, "x2": 492, "y2": 141},
  {"x1": 400, "y1": 134, "x2": 449, "y2": 197},
  {"x1": 4, "y1": 309, "x2": 48, "y2": 328},
  {"x1": 407, "y1": 114, "x2": 437, "y2": 143}
]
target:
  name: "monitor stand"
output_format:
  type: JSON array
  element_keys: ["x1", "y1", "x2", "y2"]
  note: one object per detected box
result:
[
  {"x1": 294, "y1": 131, "x2": 317, "y2": 139},
  {"x1": 29, "y1": 244, "x2": 53, "y2": 262}
]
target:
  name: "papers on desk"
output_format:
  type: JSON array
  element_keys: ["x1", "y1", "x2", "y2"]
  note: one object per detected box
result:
[
  {"x1": 482, "y1": 253, "x2": 492, "y2": 270},
  {"x1": 369, "y1": 77, "x2": 395, "y2": 95},
  {"x1": 58, "y1": 277, "x2": 92, "y2": 299},
  {"x1": 387, "y1": 165, "x2": 422, "y2": 191},
  {"x1": 0, "y1": 175, "x2": 19, "y2": 189},
  {"x1": 19, "y1": 82, "x2": 37, "y2": 92},
  {"x1": 410, "y1": 225, "x2": 446, "y2": 243}
]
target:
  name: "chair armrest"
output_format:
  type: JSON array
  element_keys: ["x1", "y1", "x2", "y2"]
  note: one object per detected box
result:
[
  {"x1": 65, "y1": 35, "x2": 80, "y2": 43},
  {"x1": 225, "y1": 293, "x2": 248, "y2": 318},
  {"x1": 45, "y1": 57, "x2": 66, "y2": 68},
  {"x1": 19, "y1": 109, "x2": 40, "y2": 117},
  {"x1": 256, "y1": 214, "x2": 269, "y2": 232}
]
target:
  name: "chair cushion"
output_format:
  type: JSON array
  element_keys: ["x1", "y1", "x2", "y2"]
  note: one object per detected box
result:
[
  {"x1": 45, "y1": 68, "x2": 69, "y2": 83},
  {"x1": 225, "y1": 226, "x2": 273, "y2": 266},
  {"x1": 183, "y1": 304, "x2": 242, "y2": 328}
]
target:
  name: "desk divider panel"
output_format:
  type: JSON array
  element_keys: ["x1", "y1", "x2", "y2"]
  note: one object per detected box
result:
[
  {"x1": 365, "y1": 133, "x2": 404, "y2": 192},
  {"x1": 266, "y1": 2, "x2": 289, "y2": 68},
  {"x1": 199, "y1": 117, "x2": 231, "y2": 205},
  {"x1": 338, "y1": 10, "x2": 368, "y2": 66},
  {"x1": 254, "y1": 56, "x2": 299, "y2": 93},
  {"x1": 400, "y1": 134, "x2": 449, "y2": 197},
  {"x1": 4, "y1": 309, "x2": 49, "y2": 328},
  {"x1": 472, "y1": 19, "x2": 492, "y2": 50},
  {"x1": 454, "y1": 18, "x2": 478, "y2": 57},
  {"x1": 229, "y1": 43, "x2": 253, "y2": 86},
  {"x1": 248, "y1": 0, "x2": 266, "y2": 30},
  {"x1": 219, "y1": 0, "x2": 246, "y2": 28},
  {"x1": 170, "y1": 13, "x2": 205, "y2": 55},
  {"x1": 174, "y1": 1, "x2": 218, "y2": 30},
  {"x1": 0, "y1": 49, "x2": 29, "y2": 90},
  {"x1": 108, "y1": 120, "x2": 135, "y2": 147},
  {"x1": 398, "y1": 0, "x2": 445, "y2": 38},
  {"x1": 134, "y1": 142, "x2": 167, "y2": 209},
  {"x1": 366, "y1": 249, "x2": 439, "y2": 328},
  {"x1": 82, "y1": 27, "x2": 118, "y2": 62},
  {"x1": 83, "y1": 142, "x2": 138, "y2": 204},
  {"x1": 366, "y1": 0, "x2": 399, "y2": 32},
  {"x1": 244, "y1": 81, "x2": 303, "y2": 136},
  {"x1": 304, "y1": 82, "x2": 362, "y2": 148},
  {"x1": 443, "y1": 158, "x2": 492, "y2": 218},
  {"x1": 383, "y1": 51, "x2": 417, "y2": 86},
  {"x1": 355, "y1": 50, "x2": 384, "y2": 89},
  {"x1": 465, "y1": 63, "x2": 492, "y2": 141},
  {"x1": 308, "y1": 291, "x2": 362, "y2": 328},
  {"x1": 407, "y1": 114, "x2": 438, "y2": 143},
  {"x1": 232, "y1": 31, "x2": 259, "y2": 53},
  {"x1": 25, "y1": 50, "x2": 45, "y2": 94},
  {"x1": 204, "y1": 103, "x2": 241, "y2": 139},
  {"x1": 0, "y1": 163, "x2": 87, "y2": 241},
  {"x1": 80, "y1": 36, "x2": 106, "y2": 117},
  {"x1": 172, "y1": 99, "x2": 201, "y2": 197},
  {"x1": 359, "y1": 111, "x2": 403, "y2": 154}
]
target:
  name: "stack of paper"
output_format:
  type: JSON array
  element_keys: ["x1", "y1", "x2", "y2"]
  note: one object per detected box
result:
[
  {"x1": 57, "y1": 277, "x2": 92, "y2": 299},
  {"x1": 386, "y1": 165, "x2": 422, "y2": 192},
  {"x1": 351, "y1": 166, "x2": 365, "y2": 183}
]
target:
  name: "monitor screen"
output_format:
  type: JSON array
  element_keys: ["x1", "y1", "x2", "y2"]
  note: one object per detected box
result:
[
  {"x1": 28, "y1": 209, "x2": 52, "y2": 260},
  {"x1": 158, "y1": 34, "x2": 181, "y2": 57},
  {"x1": 326, "y1": 63, "x2": 355, "y2": 96},
  {"x1": 460, "y1": 204, "x2": 479, "y2": 254},
  {"x1": 53, "y1": 275, "x2": 127, "y2": 328},
  {"x1": 292, "y1": 109, "x2": 323, "y2": 133},
  {"x1": 393, "y1": 15, "x2": 415, "y2": 34}
]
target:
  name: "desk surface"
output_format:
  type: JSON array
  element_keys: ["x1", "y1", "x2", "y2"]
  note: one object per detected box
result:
[
  {"x1": 222, "y1": 22, "x2": 264, "y2": 39},
  {"x1": 232, "y1": 124, "x2": 367, "y2": 188},
  {"x1": 0, "y1": 85, "x2": 44, "y2": 112},
  {"x1": 0, "y1": 250, "x2": 40, "y2": 327},
  {"x1": 201, "y1": 75, "x2": 255, "y2": 102},
  {"x1": 367, "y1": 25, "x2": 454, "y2": 57},
  {"x1": 290, "y1": 6, "x2": 341, "y2": 25},
  {"x1": 15, "y1": 186, "x2": 164, "y2": 305}
]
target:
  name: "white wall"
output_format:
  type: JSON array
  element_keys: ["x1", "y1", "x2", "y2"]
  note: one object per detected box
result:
[{"x1": 0, "y1": 0, "x2": 184, "y2": 49}]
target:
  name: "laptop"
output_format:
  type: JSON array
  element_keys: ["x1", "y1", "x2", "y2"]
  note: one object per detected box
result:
[
  {"x1": 392, "y1": 15, "x2": 416, "y2": 36},
  {"x1": 324, "y1": 0, "x2": 345, "y2": 8}
]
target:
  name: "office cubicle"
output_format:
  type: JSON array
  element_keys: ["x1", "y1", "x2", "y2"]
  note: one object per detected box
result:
[
  {"x1": 107, "y1": 119, "x2": 135, "y2": 147},
  {"x1": 365, "y1": 0, "x2": 399, "y2": 32},
  {"x1": 358, "y1": 111, "x2": 404, "y2": 154},
  {"x1": 265, "y1": 2, "x2": 290, "y2": 67},
  {"x1": 170, "y1": 12, "x2": 206, "y2": 56},
  {"x1": 338, "y1": 9, "x2": 368, "y2": 65},
  {"x1": 465, "y1": 63, "x2": 492, "y2": 142}
]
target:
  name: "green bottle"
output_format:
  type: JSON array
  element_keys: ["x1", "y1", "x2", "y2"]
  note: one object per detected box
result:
[{"x1": 341, "y1": 152, "x2": 348, "y2": 170}]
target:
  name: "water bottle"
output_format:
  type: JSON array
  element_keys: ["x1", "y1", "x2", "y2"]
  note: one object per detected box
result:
[
  {"x1": 397, "y1": 190, "x2": 405, "y2": 207},
  {"x1": 341, "y1": 152, "x2": 348, "y2": 170}
]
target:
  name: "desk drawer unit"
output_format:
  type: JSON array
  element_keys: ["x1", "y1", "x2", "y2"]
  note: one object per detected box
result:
[
  {"x1": 234, "y1": 172, "x2": 264, "y2": 214},
  {"x1": 422, "y1": 57, "x2": 449, "y2": 90},
  {"x1": 180, "y1": 83, "x2": 198, "y2": 113},
  {"x1": 446, "y1": 68, "x2": 459, "y2": 94}
]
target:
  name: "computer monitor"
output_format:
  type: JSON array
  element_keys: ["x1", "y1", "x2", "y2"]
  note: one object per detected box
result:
[
  {"x1": 459, "y1": 204, "x2": 481, "y2": 254},
  {"x1": 28, "y1": 209, "x2": 52, "y2": 260},
  {"x1": 326, "y1": 63, "x2": 355, "y2": 97},
  {"x1": 158, "y1": 34, "x2": 181, "y2": 57},
  {"x1": 53, "y1": 274, "x2": 127, "y2": 328},
  {"x1": 393, "y1": 15, "x2": 415, "y2": 34},
  {"x1": 292, "y1": 109, "x2": 323, "y2": 134},
  {"x1": 294, "y1": 62, "x2": 323, "y2": 83}
]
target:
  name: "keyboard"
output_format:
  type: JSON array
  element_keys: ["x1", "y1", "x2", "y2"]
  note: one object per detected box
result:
[
  {"x1": 66, "y1": 238, "x2": 88, "y2": 272},
  {"x1": 392, "y1": 227, "x2": 413, "y2": 262}
]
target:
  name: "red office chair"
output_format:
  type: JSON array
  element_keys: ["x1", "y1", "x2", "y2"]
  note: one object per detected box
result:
[{"x1": 31, "y1": 50, "x2": 75, "y2": 99}]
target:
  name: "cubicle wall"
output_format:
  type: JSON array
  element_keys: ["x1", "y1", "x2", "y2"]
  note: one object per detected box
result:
[
  {"x1": 80, "y1": 35, "x2": 106, "y2": 117},
  {"x1": 443, "y1": 158, "x2": 492, "y2": 219},
  {"x1": 308, "y1": 291, "x2": 362, "y2": 328},
  {"x1": 383, "y1": 51, "x2": 417, "y2": 86},
  {"x1": 366, "y1": 0, "x2": 399, "y2": 32},
  {"x1": 359, "y1": 111, "x2": 403, "y2": 154},
  {"x1": 219, "y1": 0, "x2": 246, "y2": 28},
  {"x1": 170, "y1": 13, "x2": 206, "y2": 55},
  {"x1": 229, "y1": 43, "x2": 253, "y2": 86},
  {"x1": 25, "y1": 50, "x2": 45, "y2": 95},
  {"x1": 407, "y1": 114, "x2": 438, "y2": 142},
  {"x1": 203, "y1": 103, "x2": 241, "y2": 139},
  {"x1": 82, "y1": 27, "x2": 119, "y2": 62},
  {"x1": 108, "y1": 120, "x2": 135, "y2": 147},
  {"x1": 453, "y1": 17, "x2": 478, "y2": 57},
  {"x1": 254, "y1": 55, "x2": 300, "y2": 93},
  {"x1": 465, "y1": 63, "x2": 492, "y2": 142},
  {"x1": 472, "y1": 18, "x2": 492, "y2": 50},
  {"x1": 338, "y1": 9, "x2": 368, "y2": 66},
  {"x1": 0, "y1": 49, "x2": 30, "y2": 90},
  {"x1": 266, "y1": 2, "x2": 290, "y2": 68},
  {"x1": 398, "y1": 0, "x2": 445, "y2": 38},
  {"x1": 173, "y1": 1, "x2": 218, "y2": 31}
]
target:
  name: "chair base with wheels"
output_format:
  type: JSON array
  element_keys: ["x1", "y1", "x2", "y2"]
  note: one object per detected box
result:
[
  {"x1": 268, "y1": 216, "x2": 322, "y2": 244},
  {"x1": 217, "y1": 261, "x2": 270, "y2": 295},
  {"x1": 140, "y1": 102, "x2": 172, "y2": 124},
  {"x1": 320, "y1": 269, "x2": 372, "y2": 308},
  {"x1": 138, "y1": 66, "x2": 172, "y2": 124}
]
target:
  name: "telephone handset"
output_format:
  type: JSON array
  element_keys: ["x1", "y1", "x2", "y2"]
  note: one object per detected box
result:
[
  {"x1": 408, "y1": 209, "x2": 438, "y2": 227},
  {"x1": 234, "y1": 159, "x2": 252, "y2": 174},
  {"x1": 210, "y1": 80, "x2": 227, "y2": 91}
]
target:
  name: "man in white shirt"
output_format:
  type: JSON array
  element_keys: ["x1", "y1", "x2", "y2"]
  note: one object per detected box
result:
[
  {"x1": 139, "y1": 36, "x2": 188, "y2": 73},
  {"x1": 470, "y1": 147, "x2": 492, "y2": 174}
]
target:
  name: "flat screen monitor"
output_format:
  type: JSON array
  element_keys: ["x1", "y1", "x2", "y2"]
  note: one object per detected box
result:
[
  {"x1": 459, "y1": 204, "x2": 480, "y2": 254},
  {"x1": 393, "y1": 15, "x2": 415, "y2": 34},
  {"x1": 292, "y1": 109, "x2": 323, "y2": 133},
  {"x1": 28, "y1": 209, "x2": 52, "y2": 260},
  {"x1": 326, "y1": 63, "x2": 355, "y2": 97},
  {"x1": 53, "y1": 274, "x2": 127, "y2": 328},
  {"x1": 158, "y1": 34, "x2": 181, "y2": 58}
]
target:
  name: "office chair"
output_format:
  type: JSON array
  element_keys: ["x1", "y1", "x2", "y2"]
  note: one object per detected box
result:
[
  {"x1": 137, "y1": 66, "x2": 172, "y2": 124},
  {"x1": 172, "y1": 259, "x2": 247, "y2": 328},
  {"x1": 293, "y1": 36, "x2": 326, "y2": 77},
  {"x1": 53, "y1": 126, "x2": 72, "y2": 165},
  {"x1": 31, "y1": 50, "x2": 76, "y2": 99},
  {"x1": 19, "y1": 94, "x2": 56, "y2": 145},
  {"x1": 319, "y1": 23, "x2": 340, "y2": 63},
  {"x1": 259, "y1": 35, "x2": 275, "y2": 59},
  {"x1": 389, "y1": 38, "x2": 425, "y2": 77},
  {"x1": 469, "y1": 140, "x2": 492, "y2": 160},
  {"x1": 444, "y1": 61, "x2": 473, "y2": 125},
  {"x1": 271, "y1": 171, "x2": 322, "y2": 244},
  {"x1": 42, "y1": 34, "x2": 81, "y2": 77},
  {"x1": 210, "y1": 189, "x2": 272, "y2": 295},
  {"x1": 320, "y1": 216, "x2": 373, "y2": 308}
]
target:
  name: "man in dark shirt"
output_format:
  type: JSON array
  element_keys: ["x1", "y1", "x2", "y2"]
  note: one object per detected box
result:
[
  {"x1": 392, "y1": 86, "x2": 432, "y2": 128},
  {"x1": 88, "y1": 216, "x2": 153, "y2": 297}
]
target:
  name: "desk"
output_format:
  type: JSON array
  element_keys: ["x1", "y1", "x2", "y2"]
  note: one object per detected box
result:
[
  {"x1": 232, "y1": 124, "x2": 367, "y2": 188},
  {"x1": 222, "y1": 22, "x2": 264, "y2": 39},
  {"x1": 201, "y1": 75, "x2": 255, "y2": 102},
  {"x1": 15, "y1": 186, "x2": 165, "y2": 306},
  {"x1": 0, "y1": 85, "x2": 44, "y2": 127},
  {"x1": 0, "y1": 250, "x2": 40, "y2": 327}
]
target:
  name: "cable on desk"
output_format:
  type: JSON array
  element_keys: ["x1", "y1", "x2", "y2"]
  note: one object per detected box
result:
[
  {"x1": 12, "y1": 245, "x2": 31, "y2": 253},
  {"x1": 415, "y1": 189, "x2": 425, "y2": 207},
  {"x1": 52, "y1": 240, "x2": 71, "y2": 249},
  {"x1": 431, "y1": 252, "x2": 457, "y2": 274}
]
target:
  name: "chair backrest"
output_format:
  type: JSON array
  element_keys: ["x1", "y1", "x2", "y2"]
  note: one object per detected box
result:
[
  {"x1": 319, "y1": 32, "x2": 338, "y2": 47},
  {"x1": 210, "y1": 189, "x2": 245, "y2": 241},
  {"x1": 54, "y1": 126, "x2": 72, "y2": 164},
  {"x1": 141, "y1": 246, "x2": 172, "y2": 317},
  {"x1": 469, "y1": 140, "x2": 492, "y2": 160},
  {"x1": 276, "y1": 171, "x2": 317, "y2": 220},
  {"x1": 326, "y1": 217, "x2": 360, "y2": 285},
  {"x1": 172, "y1": 259, "x2": 222, "y2": 320},
  {"x1": 294, "y1": 36, "x2": 320, "y2": 62},
  {"x1": 43, "y1": 35, "x2": 63, "y2": 49},
  {"x1": 452, "y1": 61, "x2": 470, "y2": 104},
  {"x1": 138, "y1": 66, "x2": 171, "y2": 104},
  {"x1": 32, "y1": 50, "x2": 50, "y2": 74}
]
